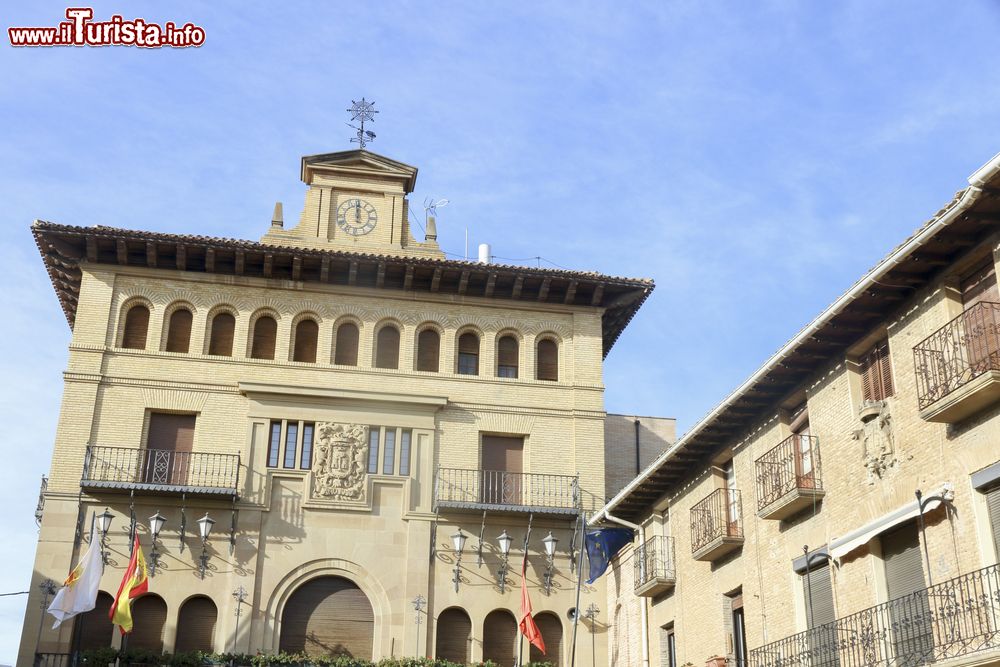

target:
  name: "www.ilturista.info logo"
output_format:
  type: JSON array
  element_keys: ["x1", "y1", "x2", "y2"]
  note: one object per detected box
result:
[{"x1": 8, "y1": 8, "x2": 205, "y2": 48}]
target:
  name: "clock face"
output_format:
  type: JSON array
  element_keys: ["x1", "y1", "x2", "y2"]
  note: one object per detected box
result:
[{"x1": 337, "y1": 197, "x2": 378, "y2": 236}]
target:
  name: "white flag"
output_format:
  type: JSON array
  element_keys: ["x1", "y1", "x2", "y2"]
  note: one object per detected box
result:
[{"x1": 47, "y1": 514, "x2": 103, "y2": 628}]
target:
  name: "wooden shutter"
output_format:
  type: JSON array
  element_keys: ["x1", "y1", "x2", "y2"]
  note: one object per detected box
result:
[
  {"x1": 483, "y1": 610, "x2": 517, "y2": 665},
  {"x1": 376, "y1": 326, "x2": 400, "y2": 369},
  {"x1": 335, "y1": 323, "x2": 359, "y2": 366},
  {"x1": 481, "y1": 436, "x2": 523, "y2": 473},
  {"x1": 435, "y1": 608, "x2": 472, "y2": 663},
  {"x1": 861, "y1": 339, "x2": 894, "y2": 401},
  {"x1": 293, "y1": 319, "x2": 318, "y2": 363},
  {"x1": 882, "y1": 522, "x2": 926, "y2": 598},
  {"x1": 146, "y1": 413, "x2": 196, "y2": 485},
  {"x1": 498, "y1": 336, "x2": 519, "y2": 377},
  {"x1": 74, "y1": 591, "x2": 114, "y2": 649},
  {"x1": 985, "y1": 486, "x2": 1000, "y2": 562},
  {"x1": 803, "y1": 564, "x2": 835, "y2": 628},
  {"x1": 129, "y1": 595, "x2": 167, "y2": 652},
  {"x1": 279, "y1": 576, "x2": 374, "y2": 658},
  {"x1": 481, "y1": 436, "x2": 523, "y2": 505},
  {"x1": 530, "y1": 612, "x2": 563, "y2": 665},
  {"x1": 251, "y1": 315, "x2": 277, "y2": 359},
  {"x1": 165, "y1": 308, "x2": 192, "y2": 353},
  {"x1": 961, "y1": 258, "x2": 1000, "y2": 308},
  {"x1": 537, "y1": 338, "x2": 558, "y2": 381},
  {"x1": 417, "y1": 329, "x2": 440, "y2": 372},
  {"x1": 121, "y1": 305, "x2": 150, "y2": 349},
  {"x1": 208, "y1": 312, "x2": 235, "y2": 356},
  {"x1": 175, "y1": 596, "x2": 217, "y2": 652}
]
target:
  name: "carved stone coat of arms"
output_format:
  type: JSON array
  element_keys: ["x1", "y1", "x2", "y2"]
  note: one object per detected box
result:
[{"x1": 311, "y1": 423, "x2": 368, "y2": 501}]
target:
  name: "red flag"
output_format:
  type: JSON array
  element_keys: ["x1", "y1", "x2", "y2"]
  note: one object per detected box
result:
[
  {"x1": 519, "y1": 553, "x2": 545, "y2": 655},
  {"x1": 109, "y1": 532, "x2": 149, "y2": 635}
]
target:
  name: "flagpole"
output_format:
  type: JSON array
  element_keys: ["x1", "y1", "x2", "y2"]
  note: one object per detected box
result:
[
  {"x1": 517, "y1": 514, "x2": 533, "y2": 667},
  {"x1": 570, "y1": 510, "x2": 586, "y2": 667}
]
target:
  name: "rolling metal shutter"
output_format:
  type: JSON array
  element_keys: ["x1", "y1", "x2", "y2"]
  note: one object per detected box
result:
[
  {"x1": 882, "y1": 522, "x2": 926, "y2": 598},
  {"x1": 165, "y1": 309, "x2": 192, "y2": 353},
  {"x1": 175, "y1": 596, "x2": 217, "y2": 652},
  {"x1": 208, "y1": 312, "x2": 235, "y2": 356},
  {"x1": 483, "y1": 610, "x2": 517, "y2": 665},
  {"x1": 417, "y1": 329, "x2": 440, "y2": 372},
  {"x1": 530, "y1": 612, "x2": 563, "y2": 666},
  {"x1": 74, "y1": 591, "x2": 114, "y2": 649},
  {"x1": 279, "y1": 576, "x2": 374, "y2": 658},
  {"x1": 435, "y1": 608, "x2": 472, "y2": 663},
  {"x1": 250, "y1": 316, "x2": 277, "y2": 360},
  {"x1": 986, "y1": 486, "x2": 1000, "y2": 562},
  {"x1": 881, "y1": 522, "x2": 933, "y2": 663},
  {"x1": 129, "y1": 595, "x2": 167, "y2": 652},
  {"x1": 803, "y1": 564, "x2": 835, "y2": 628}
]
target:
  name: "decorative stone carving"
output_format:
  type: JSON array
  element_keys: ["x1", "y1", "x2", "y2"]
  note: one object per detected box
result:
[
  {"x1": 311, "y1": 422, "x2": 369, "y2": 501},
  {"x1": 853, "y1": 401, "x2": 895, "y2": 483}
]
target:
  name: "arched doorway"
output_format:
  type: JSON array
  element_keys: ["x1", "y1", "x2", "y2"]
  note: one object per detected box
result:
[
  {"x1": 175, "y1": 595, "x2": 218, "y2": 652},
  {"x1": 483, "y1": 609, "x2": 517, "y2": 665},
  {"x1": 72, "y1": 591, "x2": 114, "y2": 649},
  {"x1": 531, "y1": 612, "x2": 563, "y2": 666},
  {"x1": 130, "y1": 594, "x2": 167, "y2": 652},
  {"x1": 279, "y1": 576, "x2": 374, "y2": 658},
  {"x1": 435, "y1": 607, "x2": 472, "y2": 663}
]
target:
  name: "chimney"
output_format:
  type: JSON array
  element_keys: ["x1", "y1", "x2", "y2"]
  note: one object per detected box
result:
[
  {"x1": 478, "y1": 243, "x2": 491, "y2": 264},
  {"x1": 271, "y1": 202, "x2": 284, "y2": 228},
  {"x1": 425, "y1": 215, "x2": 438, "y2": 241}
]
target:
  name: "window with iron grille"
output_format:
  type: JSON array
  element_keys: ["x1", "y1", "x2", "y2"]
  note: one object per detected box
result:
[{"x1": 860, "y1": 338, "x2": 894, "y2": 401}]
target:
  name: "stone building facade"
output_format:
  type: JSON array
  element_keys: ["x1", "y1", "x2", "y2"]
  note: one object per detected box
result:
[
  {"x1": 598, "y1": 152, "x2": 1000, "y2": 667},
  {"x1": 19, "y1": 149, "x2": 661, "y2": 667}
]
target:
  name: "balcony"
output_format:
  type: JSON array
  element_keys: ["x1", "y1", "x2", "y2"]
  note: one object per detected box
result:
[
  {"x1": 690, "y1": 488, "x2": 743, "y2": 561},
  {"x1": 914, "y1": 301, "x2": 1000, "y2": 423},
  {"x1": 755, "y1": 434, "x2": 824, "y2": 520},
  {"x1": 634, "y1": 535, "x2": 676, "y2": 597},
  {"x1": 433, "y1": 468, "x2": 580, "y2": 515},
  {"x1": 81, "y1": 446, "x2": 240, "y2": 497},
  {"x1": 749, "y1": 563, "x2": 1000, "y2": 667}
]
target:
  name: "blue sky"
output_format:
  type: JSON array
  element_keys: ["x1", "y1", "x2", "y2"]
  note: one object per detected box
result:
[{"x1": 3, "y1": 0, "x2": 1000, "y2": 660}]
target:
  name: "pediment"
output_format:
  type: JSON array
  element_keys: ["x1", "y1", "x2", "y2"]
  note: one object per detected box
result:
[{"x1": 300, "y1": 149, "x2": 418, "y2": 192}]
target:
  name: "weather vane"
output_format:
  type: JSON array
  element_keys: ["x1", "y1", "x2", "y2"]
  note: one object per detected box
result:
[{"x1": 347, "y1": 98, "x2": 378, "y2": 149}]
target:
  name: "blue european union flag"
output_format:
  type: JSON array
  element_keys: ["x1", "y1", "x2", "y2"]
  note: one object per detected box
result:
[{"x1": 585, "y1": 527, "x2": 635, "y2": 583}]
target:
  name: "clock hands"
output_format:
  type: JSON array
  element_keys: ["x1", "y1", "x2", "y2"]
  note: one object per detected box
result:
[{"x1": 354, "y1": 199, "x2": 361, "y2": 224}]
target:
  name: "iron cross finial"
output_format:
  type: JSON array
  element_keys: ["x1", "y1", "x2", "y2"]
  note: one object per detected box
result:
[{"x1": 347, "y1": 98, "x2": 378, "y2": 149}]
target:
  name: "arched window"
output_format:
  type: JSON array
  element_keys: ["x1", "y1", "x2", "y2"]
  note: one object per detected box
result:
[
  {"x1": 175, "y1": 596, "x2": 217, "y2": 653},
  {"x1": 497, "y1": 335, "x2": 519, "y2": 378},
  {"x1": 537, "y1": 338, "x2": 559, "y2": 381},
  {"x1": 335, "y1": 322, "x2": 360, "y2": 366},
  {"x1": 375, "y1": 325, "x2": 400, "y2": 369},
  {"x1": 208, "y1": 312, "x2": 236, "y2": 357},
  {"x1": 279, "y1": 576, "x2": 374, "y2": 658},
  {"x1": 436, "y1": 607, "x2": 472, "y2": 663},
  {"x1": 483, "y1": 609, "x2": 517, "y2": 665},
  {"x1": 293, "y1": 318, "x2": 319, "y2": 363},
  {"x1": 165, "y1": 308, "x2": 193, "y2": 353},
  {"x1": 250, "y1": 315, "x2": 277, "y2": 360},
  {"x1": 457, "y1": 332, "x2": 479, "y2": 375},
  {"x1": 417, "y1": 328, "x2": 440, "y2": 372},
  {"x1": 73, "y1": 591, "x2": 114, "y2": 649},
  {"x1": 531, "y1": 612, "x2": 564, "y2": 665},
  {"x1": 129, "y1": 594, "x2": 167, "y2": 652},
  {"x1": 121, "y1": 304, "x2": 150, "y2": 349}
]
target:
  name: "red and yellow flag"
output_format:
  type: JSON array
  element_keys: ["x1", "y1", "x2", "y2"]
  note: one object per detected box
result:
[{"x1": 109, "y1": 531, "x2": 148, "y2": 634}]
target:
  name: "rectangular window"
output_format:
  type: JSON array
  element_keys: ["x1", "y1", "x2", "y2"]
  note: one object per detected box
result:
[
  {"x1": 382, "y1": 429, "x2": 396, "y2": 475},
  {"x1": 368, "y1": 427, "x2": 380, "y2": 474},
  {"x1": 730, "y1": 593, "x2": 747, "y2": 667},
  {"x1": 458, "y1": 353, "x2": 478, "y2": 375},
  {"x1": 860, "y1": 339, "x2": 894, "y2": 402},
  {"x1": 301, "y1": 423, "x2": 314, "y2": 469},
  {"x1": 267, "y1": 421, "x2": 282, "y2": 468},
  {"x1": 498, "y1": 365, "x2": 517, "y2": 378},
  {"x1": 283, "y1": 422, "x2": 298, "y2": 469},
  {"x1": 399, "y1": 430, "x2": 412, "y2": 476},
  {"x1": 660, "y1": 625, "x2": 676, "y2": 667}
]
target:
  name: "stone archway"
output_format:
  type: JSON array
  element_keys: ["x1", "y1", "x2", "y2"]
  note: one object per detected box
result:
[{"x1": 278, "y1": 576, "x2": 374, "y2": 658}]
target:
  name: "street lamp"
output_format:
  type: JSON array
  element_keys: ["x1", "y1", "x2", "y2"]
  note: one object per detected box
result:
[
  {"x1": 496, "y1": 529, "x2": 513, "y2": 592},
  {"x1": 197, "y1": 513, "x2": 215, "y2": 579},
  {"x1": 231, "y1": 585, "x2": 248, "y2": 653},
  {"x1": 542, "y1": 531, "x2": 559, "y2": 594},
  {"x1": 451, "y1": 529, "x2": 466, "y2": 592},
  {"x1": 96, "y1": 508, "x2": 114, "y2": 564},
  {"x1": 148, "y1": 511, "x2": 166, "y2": 576},
  {"x1": 412, "y1": 594, "x2": 427, "y2": 653}
]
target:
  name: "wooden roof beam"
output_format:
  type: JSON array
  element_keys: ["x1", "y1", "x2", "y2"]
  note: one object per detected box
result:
[
  {"x1": 512, "y1": 275, "x2": 524, "y2": 299},
  {"x1": 458, "y1": 270, "x2": 470, "y2": 295},
  {"x1": 485, "y1": 273, "x2": 497, "y2": 297},
  {"x1": 348, "y1": 260, "x2": 358, "y2": 286},
  {"x1": 116, "y1": 240, "x2": 128, "y2": 265},
  {"x1": 376, "y1": 262, "x2": 386, "y2": 288},
  {"x1": 403, "y1": 265, "x2": 414, "y2": 290},
  {"x1": 205, "y1": 248, "x2": 215, "y2": 273},
  {"x1": 235, "y1": 250, "x2": 245, "y2": 275},
  {"x1": 86, "y1": 237, "x2": 98, "y2": 262},
  {"x1": 564, "y1": 280, "x2": 578, "y2": 304},
  {"x1": 292, "y1": 256, "x2": 302, "y2": 282},
  {"x1": 145, "y1": 242, "x2": 157, "y2": 268},
  {"x1": 537, "y1": 277, "x2": 551, "y2": 302},
  {"x1": 263, "y1": 253, "x2": 274, "y2": 278},
  {"x1": 175, "y1": 244, "x2": 186, "y2": 271},
  {"x1": 430, "y1": 267, "x2": 442, "y2": 292},
  {"x1": 590, "y1": 284, "x2": 604, "y2": 306},
  {"x1": 320, "y1": 256, "x2": 330, "y2": 282}
]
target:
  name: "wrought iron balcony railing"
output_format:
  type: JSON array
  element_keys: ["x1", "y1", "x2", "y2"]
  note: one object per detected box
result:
[
  {"x1": 690, "y1": 488, "x2": 743, "y2": 557},
  {"x1": 634, "y1": 535, "x2": 676, "y2": 595},
  {"x1": 434, "y1": 468, "x2": 580, "y2": 514},
  {"x1": 82, "y1": 445, "x2": 240, "y2": 497},
  {"x1": 914, "y1": 301, "x2": 1000, "y2": 410},
  {"x1": 755, "y1": 434, "x2": 824, "y2": 518},
  {"x1": 748, "y1": 563, "x2": 1000, "y2": 667}
]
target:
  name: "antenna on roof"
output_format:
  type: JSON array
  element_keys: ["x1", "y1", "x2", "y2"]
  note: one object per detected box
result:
[{"x1": 423, "y1": 197, "x2": 449, "y2": 242}]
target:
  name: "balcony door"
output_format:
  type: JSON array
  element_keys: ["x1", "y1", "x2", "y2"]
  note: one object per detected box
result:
[
  {"x1": 144, "y1": 413, "x2": 195, "y2": 485},
  {"x1": 480, "y1": 435, "x2": 523, "y2": 505},
  {"x1": 961, "y1": 259, "x2": 1000, "y2": 373},
  {"x1": 882, "y1": 522, "x2": 933, "y2": 667},
  {"x1": 724, "y1": 461, "x2": 739, "y2": 537}
]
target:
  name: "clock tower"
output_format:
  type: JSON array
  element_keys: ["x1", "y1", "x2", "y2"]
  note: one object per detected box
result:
[{"x1": 262, "y1": 149, "x2": 445, "y2": 259}]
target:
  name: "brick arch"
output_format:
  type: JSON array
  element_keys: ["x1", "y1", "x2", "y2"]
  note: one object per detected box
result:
[{"x1": 117, "y1": 296, "x2": 154, "y2": 349}]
